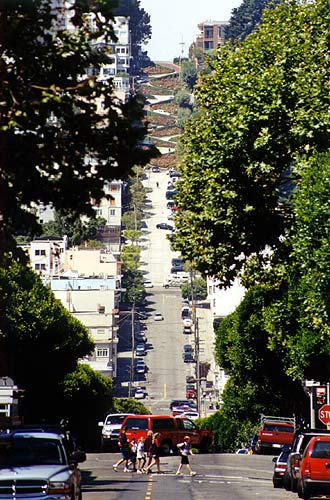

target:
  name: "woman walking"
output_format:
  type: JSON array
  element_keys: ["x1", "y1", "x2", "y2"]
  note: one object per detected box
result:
[
  {"x1": 144, "y1": 430, "x2": 153, "y2": 468},
  {"x1": 176, "y1": 436, "x2": 196, "y2": 476},
  {"x1": 112, "y1": 427, "x2": 130, "y2": 472},
  {"x1": 145, "y1": 432, "x2": 162, "y2": 474}
]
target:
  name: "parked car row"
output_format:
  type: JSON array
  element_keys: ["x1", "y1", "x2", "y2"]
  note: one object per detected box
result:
[{"x1": 271, "y1": 427, "x2": 330, "y2": 499}]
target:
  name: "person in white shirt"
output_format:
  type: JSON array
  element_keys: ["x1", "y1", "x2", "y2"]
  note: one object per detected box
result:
[
  {"x1": 176, "y1": 436, "x2": 196, "y2": 476},
  {"x1": 136, "y1": 437, "x2": 146, "y2": 473}
]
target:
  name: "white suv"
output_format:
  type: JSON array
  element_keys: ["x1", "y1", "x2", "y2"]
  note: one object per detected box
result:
[{"x1": 98, "y1": 413, "x2": 134, "y2": 452}]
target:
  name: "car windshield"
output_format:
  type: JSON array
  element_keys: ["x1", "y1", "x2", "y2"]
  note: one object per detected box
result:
[
  {"x1": 105, "y1": 415, "x2": 126, "y2": 425},
  {"x1": 0, "y1": 437, "x2": 65, "y2": 466},
  {"x1": 264, "y1": 424, "x2": 294, "y2": 433}
]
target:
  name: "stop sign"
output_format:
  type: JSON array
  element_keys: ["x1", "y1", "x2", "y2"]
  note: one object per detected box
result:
[{"x1": 319, "y1": 404, "x2": 330, "y2": 425}]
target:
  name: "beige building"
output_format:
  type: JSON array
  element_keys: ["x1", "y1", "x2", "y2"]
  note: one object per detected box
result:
[
  {"x1": 196, "y1": 20, "x2": 229, "y2": 52},
  {"x1": 63, "y1": 247, "x2": 121, "y2": 278},
  {"x1": 49, "y1": 276, "x2": 121, "y2": 379}
]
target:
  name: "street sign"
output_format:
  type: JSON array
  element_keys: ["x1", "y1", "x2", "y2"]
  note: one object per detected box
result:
[{"x1": 318, "y1": 404, "x2": 330, "y2": 425}]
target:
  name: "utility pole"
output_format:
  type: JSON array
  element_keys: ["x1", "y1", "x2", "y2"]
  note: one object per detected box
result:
[
  {"x1": 128, "y1": 301, "x2": 135, "y2": 398},
  {"x1": 179, "y1": 36, "x2": 185, "y2": 79}
]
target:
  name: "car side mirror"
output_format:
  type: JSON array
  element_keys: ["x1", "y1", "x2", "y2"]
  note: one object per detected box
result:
[
  {"x1": 69, "y1": 450, "x2": 86, "y2": 464},
  {"x1": 272, "y1": 456, "x2": 277, "y2": 462},
  {"x1": 98, "y1": 421, "x2": 104, "y2": 427}
]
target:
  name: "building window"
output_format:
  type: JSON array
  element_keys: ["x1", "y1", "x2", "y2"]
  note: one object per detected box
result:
[
  {"x1": 97, "y1": 329, "x2": 105, "y2": 335},
  {"x1": 204, "y1": 26, "x2": 214, "y2": 38},
  {"x1": 109, "y1": 209, "x2": 116, "y2": 216},
  {"x1": 35, "y1": 263, "x2": 46, "y2": 271},
  {"x1": 35, "y1": 249, "x2": 46, "y2": 256},
  {"x1": 95, "y1": 209, "x2": 103, "y2": 216},
  {"x1": 97, "y1": 348, "x2": 109, "y2": 357}
]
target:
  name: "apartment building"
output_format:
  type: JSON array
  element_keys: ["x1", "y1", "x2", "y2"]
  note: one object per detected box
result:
[
  {"x1": 28, "y1": 236, "x2": 68, "y2": 277},
  {"x1": 196, "y1": 20, "x2": 229, "y2": 52},
  {"x1": 206, "y1": 277, "x2": 245, "y2": 401},
  {"x1": 48, "y1": 276, "x2": 121, "y2": 379}
]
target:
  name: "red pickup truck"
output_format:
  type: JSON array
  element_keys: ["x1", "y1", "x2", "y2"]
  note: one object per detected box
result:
[
  {"x1": 120, "y1": 414, "x2": 213, "y2": 454},
  {"x1": 255, "y1": 415, "x2": 295, "y2": 454}
]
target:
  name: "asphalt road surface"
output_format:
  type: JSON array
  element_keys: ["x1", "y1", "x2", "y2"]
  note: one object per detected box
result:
[{"x1": 81, "y1": 452, "x2": 297, "y2": 500}]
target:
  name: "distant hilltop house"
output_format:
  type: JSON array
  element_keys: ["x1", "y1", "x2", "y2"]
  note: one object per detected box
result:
[{"x1": 195, "y1": 20, "x2": 229, "y2": 53}]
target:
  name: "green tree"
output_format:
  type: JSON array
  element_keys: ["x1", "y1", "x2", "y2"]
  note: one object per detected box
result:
[
  {"x1": 113, "y1": 397, "x2": 151, "y2": 414},
  {"x1": 175, "y1": 90, "x2": 192, "y2": 109},
  {"x1": 180, "y1": 60, "x2": 198, "y2": 90},
  {"x1": 226, "y1": 0, "x2": 281, "y2": 43},
  {"x1": 61, "y1": 364, "x2": 113, "y2": 450},
  {"x1": 181, "y1": 277, "x2": 207, "y2": 301},
  {"x1": 0, "y1": 0, "x2": 157, "y2": 264},
  {"x1": 41, "y1": 213, "x2": 107, "y2": 246},
  {"x1": 0, "y1": 262, "x2": 94, "y2": 421},
  {"x1": 174, "y1": 0, "x2": 330, "y2": 287}
]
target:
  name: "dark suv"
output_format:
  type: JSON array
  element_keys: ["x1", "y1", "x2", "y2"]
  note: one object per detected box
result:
[{"x1": 283, "y1": 427, "x2": 330, "y2": 492}]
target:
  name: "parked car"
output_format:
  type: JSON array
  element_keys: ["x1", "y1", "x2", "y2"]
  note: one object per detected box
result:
[
  {"x1": 134, "y1": 386, "x2": 147, "y2": 399},
  {"x1": 0, "y1": 430, "x2": 86, "y2": 500},
  {"x1": 135, "y1": 359, "x2": 146, "y2": 374},
  {"x1": 154, "y1": 312, "x2": 164, "y2": 321},
  {"x1": 297, "y1": 435, "x2": 330, "y2": 499},
  {"x1": 236, "y1": 448, "x2": 249, "y2": 454},
  {"x1": 156, "y1": 222, "x2": 173, "y2": 230},
  {"x1": 272, "y1": 445, "x2": 291, "y2": 488},
  {"x1": 181, "y1": 307, "x2": 190, "y2": 319},
  {"x1": 186, "y1": 375, "x2": 196, "y2": 384},
  {"x1": 186, "y1": 384, "x2": 197, "y2": 399},
  {"x1": 136, "y1": 343, "x2": 146, "y2": 356},
  {"x1": 283, "y1": 427, "x2": 330, "y2": 492},
  {"x1": 183, "y1": 344, "x2": 193, "y2": 354},
  {"x1": 170, "y1": 399, "x2": 197, "y2": 411},
  {"x1": 166, "y1": 189, "x2": 177, "y2": 199},
  {"x1": 183, "y1": 318, "x2": 193, "y2": 327},
  {"x1": 172, "y1": 405, "x2": 191, "y2": 416},
  {"x1": 180, "y1": 411, "x2": 199, "y2": 420},
  {"x1": 144, "y1": 280, "x2": 153, "y2": 288},
  {"x1": 183, "y1": 326, "x2": 193, "y2": 334},
  {"x1": 183, "y1": 352, "x2": 195, "y2": 363},
  {"x1": 98, "y1": 413, "x2": 134, "y2": 451},
  {"x1": 152, "y1": 165, "x2": 160, "y2": 172},
  {"x1": 135, "y1": 333, "x2": 147, "y2": 344},
  {"x1": 166, "y1": 201, "x2": 175, "y2": 209}
]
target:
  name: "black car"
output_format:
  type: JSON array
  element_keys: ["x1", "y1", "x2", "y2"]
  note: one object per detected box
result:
[
  {"x1": 183, "y1": 352, "x2": 195, "y2": 363},
  {"x1": 273, "y1": 445, "x2": 291, "y2": 488},
  {"x1": 156, "y1": 223, "x2": 173, "y2": 230},
  {"x1": 152, "y1": 165, "x2": 160, "y2": 172}
]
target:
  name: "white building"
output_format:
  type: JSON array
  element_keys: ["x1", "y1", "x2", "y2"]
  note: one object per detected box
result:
[
  {"x1": 48, "y1": 276, "x2": 121, "y2": 378},
  {"x1": 207, "y1": 277, "x2": 246, "y2": 401},
  {"x1": 207, "y1": 277, "x2": 245, "y2": 318},
  {"x1": 28, "y1": 236, "x2": 68, "y2": 277}
]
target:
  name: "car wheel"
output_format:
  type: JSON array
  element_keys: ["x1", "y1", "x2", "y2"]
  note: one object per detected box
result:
[
  {"x1": 297, "y1": 479, "x2": 310, "y2": 499},
  {"x1": 273, "y1": 479, "x2": 282, "y2": 488},
  {"x1": 291, "y1": 476, "x2": 298, "y2": 493},
  {"x1": 199, "y1": 438, "x2": 211, "y2": 454},
  {"x1": 160, "y1": 440, "x2": 173, "y2": 456}
]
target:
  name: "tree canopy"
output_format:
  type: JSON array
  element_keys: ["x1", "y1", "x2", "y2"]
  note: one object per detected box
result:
[
  {"x1": 226, "y1": 0, "x2": 281, "y2": 43},
  {"x1": 0, "y1": 262, "x2": 95, "y2": 420},
  {"x1": 0, "y1": 0, "x2": 157, "y2": 264},
  {"x1": 174, "y1": 0, "x2": 330, "y2": 287}
]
